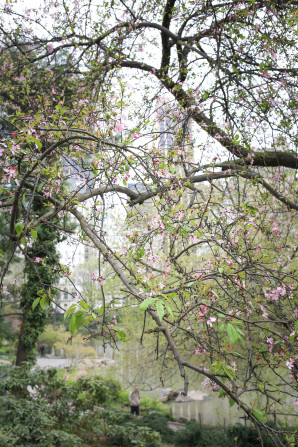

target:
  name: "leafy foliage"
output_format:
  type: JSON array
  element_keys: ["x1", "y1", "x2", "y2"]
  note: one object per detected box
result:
[
  {"x1": 136, "y1": 412, "x2": 175, "y2": 444},
  {"x1": 16, "y1": 196, "x2": 62, "y2": 364},
  {"x1": 0, "y1": 365, "x2": 161, "y2": 447},
  {"x1": 173, "y1": 421, "x2": 288, "y2": 447},
  {"x1": 227, "y1": 423, "x2": 286, "y2": 447}
]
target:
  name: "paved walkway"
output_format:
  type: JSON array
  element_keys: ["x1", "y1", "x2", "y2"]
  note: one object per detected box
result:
[{"x1": 36, "y1": 357, "x2": 71, "y2": 368}]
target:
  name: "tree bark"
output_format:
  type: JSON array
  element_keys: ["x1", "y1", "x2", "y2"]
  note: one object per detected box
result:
[{"x1": 15, "y1": 308, "x2": 29, "y2": 366}]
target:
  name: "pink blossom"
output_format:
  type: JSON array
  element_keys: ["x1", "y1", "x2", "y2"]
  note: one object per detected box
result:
[
  {"x1": 115, "y1": 122, "x2": 124, "y2": 132},
  {"x1": 2, "y1": 285, "x2": 9, "y2": 295},
  {"x1": 286, "y1": 358, "x2": 294, "y2": 370},
  {"x1": 164, "y1": 264, "x2": 170, "y2": 275},
  {"x1": 207, "y1": 317, "x2": 216, "y2": 327},
  {"x1": 271, "y1": 221, "x2": 280, "y2": 237},
  {"x1": 34, "y1": 257, "x2": 42, "y2": 263},
  {"x1": 198, "y1": 312, "x2": 205, "y2": 321},
  {"x1": 231, "y1": 361, "x2": 237, "y2": 371}
]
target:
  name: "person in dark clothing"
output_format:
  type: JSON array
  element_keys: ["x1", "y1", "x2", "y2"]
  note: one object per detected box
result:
[{"x1": 39, "y1": 344, "x2": 45, "y2": 357}]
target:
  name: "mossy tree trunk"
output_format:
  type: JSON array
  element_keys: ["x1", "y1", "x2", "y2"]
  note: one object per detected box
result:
[{"x1": 16, "y1": 196, "x2": 61, "y2": 366}]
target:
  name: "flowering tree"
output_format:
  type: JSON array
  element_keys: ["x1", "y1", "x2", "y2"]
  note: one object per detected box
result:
[{"x1": 0, "y1": 0, "x2": 297, "y2": 443}]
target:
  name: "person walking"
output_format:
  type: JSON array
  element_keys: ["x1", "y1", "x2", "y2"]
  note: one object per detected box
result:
[
  {"x1": 129, "y1": 385, "x2": 140, "y2": 416},
  {"x1": 39, "y1": 344, "x2": 45, "y2": 357}
]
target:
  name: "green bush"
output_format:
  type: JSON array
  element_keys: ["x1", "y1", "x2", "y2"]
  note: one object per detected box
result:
[
  {"x1": 105, "y1": 422, "x2": 161, "y2": 447},
  {"x1": 80, "y1": 408, "x2": 161, "y2": 447},
  {"x1": 173, "y1": 422, "x2": 288, "y2": 447},
  {"x1": 137, "y1": 412, "x2": 175, "y2": 443},
  {"x1": 0, "y1": 345, "x2": 12, "y2": 355},
  {"x1": 173, "y1": 421, "x2": 228, "y2": 447},
  {"x1": 0, "y1": 366, "x2": 123, "y2": 446},
  {"x1": 0, "y1": 365, "x2": 163, "y2": 447},
  {"x1": 227, "y1": 423, "x2": 286, "y2": 447},
  {"x1": 0, "y1": 394, "x2": 82, "y2": 446},
  {"x1": 174, "y1": 420, "x2": 202, "y2": 446}
]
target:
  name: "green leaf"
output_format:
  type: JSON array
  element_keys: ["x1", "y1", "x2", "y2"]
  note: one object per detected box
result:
[
  {"x1": 72, "y1": 311, "x2": 84, "y2": 335},
  {"x1": 69, "y1": 313, "x2": 76, "y2": 335},
  {"x1": 78, "y1": 300, "x2": 89, "y2": 310},
  {"x1": 218, "y1": 267, "x2": 224, "y2": 273},
  {"x1": 136, "y1": 248, "x2": 145, "y2": 259},
  {"x1": 140, "y1": 297, "x2": 156, "y2": 311},
  {"x1": 227, "y1": 323, "x2": 243, "y2": 345},
  {"x1": 156, "y1": 300, "x2": 165, "y2": 320},
  {"x1": 82, "y1": 316, "x2": 90, "y2": 325},
  {"x1": 14, "y1": 222, "x2": 24, "y2": 235},
  {"x1": 168, "y1": 292, "x2": 176, "y2": 299},
  {"x1": 30, "y1": 229, "x2": 38, "y2": 240},
  {"x1": 210, "y1": 290, "x2": 220, "y2": 299},
  {"x1": 223, "y1": 365, "x2": 235, "y2": 379},
  {"x1": 32, "y1": 297, "x2": 40, "y2": 309},
  {"x1": 252, "y1": 409, "x2": 266, "y2": 422},
  {"x1": 39, "y1": 295, "x2": 49, "y2": 310},
  {"x1": 294, "y1": 320, "x2": 298, "y2": 332},
  {"x1": 64, "y1": 303, "x2": 76, "y2": 319},
  {"x1": 218, "y1": 389, "x2": 225, "y2": 398},
  {"x1": 164, "y1": 301, "x2": 174, "y2": 318},
  {"x1": 97, "y1": 306, "x2": 104, "y2": 315},
  {"x1": 229, "y1": 398, "x2": 236, "y2": 407},
  {"x1": 117, "y1": 329, "x2": 126, "y2": 342},
  {"x1": 29, "y1": 136, "x2": 42, "y2": 149}
]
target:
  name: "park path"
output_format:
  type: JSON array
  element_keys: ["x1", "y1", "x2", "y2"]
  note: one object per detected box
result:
[{"x1": 35, "y1": 357, "x2": 71, "y2": 368}]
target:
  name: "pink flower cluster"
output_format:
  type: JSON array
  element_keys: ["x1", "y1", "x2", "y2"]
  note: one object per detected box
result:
[
  {"x1": 90, "y1": 272, "x2": 105, "y2": 286},
  {"x1": 271, "y1": 221, "x2": 280, "y2": 237},
  {"x1": 264, "y1": 284, "x2": 286, "y2": 301}
]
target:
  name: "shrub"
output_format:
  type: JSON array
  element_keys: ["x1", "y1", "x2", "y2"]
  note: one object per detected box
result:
[
  {"x1": 174, "y1": 421, "x2": 228, "y2": 447},
  {"x1": 174, "y1": 420, "x2": 202, "y2": 447},
  {"x1": 0, "y1": 394, "x2": 82, "y2": 446},
  {"x1": 227, "y1": 423, "x2": 286, "y2": 447},
  {"x1": 80, "y1": 408, "x2": 161, "y2": 447},
  {"x1": 0, "y1": 366, "x2": 123, "y2": 446},
  {"x1": 137, "y1": 412, "x2": 175, "y2": 443},
  {"x1": 0, "y1": 365, "x2": 163, "y2": 447},
  {"x1": 196, "y1": 427, "x2": 228, "y2": 447}
]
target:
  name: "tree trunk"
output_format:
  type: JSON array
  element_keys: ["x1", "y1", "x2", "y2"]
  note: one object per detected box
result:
[{"x1": 15, "y1": 309, "x2": 29, "y2": 366}]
